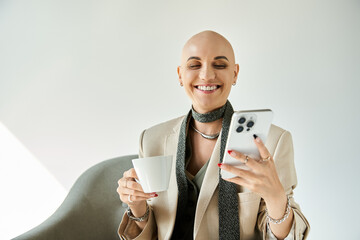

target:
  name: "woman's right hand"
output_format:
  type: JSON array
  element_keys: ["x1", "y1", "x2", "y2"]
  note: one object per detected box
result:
[{"x1": 117, "y1": 168, "x2": 158, "y2": 220}]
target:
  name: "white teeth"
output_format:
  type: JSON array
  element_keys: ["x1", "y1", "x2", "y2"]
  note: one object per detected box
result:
[{"x1": 198, "y1": 85, "x2": 218, "y2": 91}]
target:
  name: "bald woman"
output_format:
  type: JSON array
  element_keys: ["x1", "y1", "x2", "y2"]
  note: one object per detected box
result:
[{"x1": 117, "y1": 31, "x2": 310, "y2": 240}]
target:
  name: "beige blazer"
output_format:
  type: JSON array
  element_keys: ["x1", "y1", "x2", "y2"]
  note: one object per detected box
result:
[{"x1": 118, "y1": 116, "x2": 310, "y2": 240}]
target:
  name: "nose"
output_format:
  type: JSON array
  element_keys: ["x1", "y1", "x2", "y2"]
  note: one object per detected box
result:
[{"x1": 199, "y1": 64, "x2": 215, "y2": 81}]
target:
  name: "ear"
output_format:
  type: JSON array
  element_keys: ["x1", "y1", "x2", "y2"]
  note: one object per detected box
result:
[
  {"x1": 233, "y1": 64, "x2": 240, "y2": 84},
  {"x1": 177, "y1": 66, "x2": 183, "y2": 85}
]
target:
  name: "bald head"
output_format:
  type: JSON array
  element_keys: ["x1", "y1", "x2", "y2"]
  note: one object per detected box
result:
[{"x1": 180, "y1": 30, "x2": 236, "y2": 66}]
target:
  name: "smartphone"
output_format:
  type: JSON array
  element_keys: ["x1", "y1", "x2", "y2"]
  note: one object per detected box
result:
[{"x1": 220, "y1": 109, "x2": 273, "y2": 179}]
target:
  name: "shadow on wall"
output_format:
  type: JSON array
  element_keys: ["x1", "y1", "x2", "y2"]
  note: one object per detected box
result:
[{"x1": 0, "y1": 122, "x2": 67, "y2": 239}]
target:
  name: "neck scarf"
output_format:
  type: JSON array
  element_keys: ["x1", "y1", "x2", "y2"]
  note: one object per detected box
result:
[{"x1": 175, "y1": 100, "x2": 240, "y2": 239}]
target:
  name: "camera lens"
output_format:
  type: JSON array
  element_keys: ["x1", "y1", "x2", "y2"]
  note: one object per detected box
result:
[
  {"x1": 238, "y1": 117, "x2": 246, "y2": 124},
  {"x1": 236, "y1": 126, "x2": 244, "y2": 133},
  {"x1": 247, "y1": 121, "x2": 254, "y2": 128}
]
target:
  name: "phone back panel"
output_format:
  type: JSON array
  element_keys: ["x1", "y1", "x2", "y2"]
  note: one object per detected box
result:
[{"x1": 221, "y1": 109, "x2": 273, "y2": 179}]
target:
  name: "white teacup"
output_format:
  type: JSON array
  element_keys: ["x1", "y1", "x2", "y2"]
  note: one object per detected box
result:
[{"x1": 132, "y1": 155, "x2": 173, "y2": 193}]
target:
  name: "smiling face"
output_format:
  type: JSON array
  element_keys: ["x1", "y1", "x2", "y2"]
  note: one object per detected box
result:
[{"x1": 177, "y1": 31, "x2": 239, "y2": 114}]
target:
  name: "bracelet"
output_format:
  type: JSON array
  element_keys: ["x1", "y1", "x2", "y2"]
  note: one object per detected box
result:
[
  {"x1": 265, "y1": 196, "x2": 291, "y2": 224},
  {"x1": 126, "y1": 204, "x2": 150, "y2": 222}
]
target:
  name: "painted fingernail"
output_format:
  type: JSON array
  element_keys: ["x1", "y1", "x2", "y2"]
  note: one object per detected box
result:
[
  {"x1": 217, "y1": 163, "x2": 223, "y2": 168},
  {"x1": 151, "y1": 193, "x2": 158, "y2": 197},
  {"x1": 253, "y1": 134, "x2": 258, "y2": 139},
  {"x1": 228, "y1": 150, "x2": 236, "y2": 157}
]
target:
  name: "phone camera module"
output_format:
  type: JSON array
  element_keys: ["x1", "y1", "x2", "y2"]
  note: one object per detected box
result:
[
  {"x1": 238, "y1": 117, "x2": 246, "y2": 124},
  {"x1": 236, "y1": 126, "x2": 244, "y2": 133},
  {"x1": 246, "y1": 121, "x2": 254, "y2": 128}
]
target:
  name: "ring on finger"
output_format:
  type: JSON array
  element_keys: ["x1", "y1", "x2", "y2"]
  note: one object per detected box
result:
[
  {"x1": 261, "y1": 156, "x2": 271, "y2": 162},
  {"x1": 244, "y1": 155, "x2": 249, "y2": 164},
  {"x1": 128, "y1": 194, "x2": 133, "y2": 203}
]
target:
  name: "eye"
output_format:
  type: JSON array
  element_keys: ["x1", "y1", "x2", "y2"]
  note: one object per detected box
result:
[
  {"x1": 188, "y1": 64, "x2": 201, "y2": 69},
  {"x1": 213, "y1": 64, "x2": 227, "y2": 69}
]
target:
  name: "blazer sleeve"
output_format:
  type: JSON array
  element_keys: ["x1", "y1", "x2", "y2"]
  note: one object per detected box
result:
[
  {"x1": 257, "y1": 130, "x2": 310, "y2": 240},
  {"x1": 117, "y1": 130, "x2": 158, "y2": 240}
]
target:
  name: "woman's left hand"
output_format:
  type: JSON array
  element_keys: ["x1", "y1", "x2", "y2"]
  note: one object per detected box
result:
[{"x1": 219, "y1": 135, "x2": 285, "y2": 203}]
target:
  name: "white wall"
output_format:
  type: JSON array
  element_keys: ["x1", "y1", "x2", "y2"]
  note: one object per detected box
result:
[
  {"x1": 0, "y1": 122, "x2": 67, "y2": 240},
  {"x1": 1, "y1": 0, "x2": 359, "y2": 239}
]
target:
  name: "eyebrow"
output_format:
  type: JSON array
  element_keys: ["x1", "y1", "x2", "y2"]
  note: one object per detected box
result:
[
  {"x1": 186, "y1": 56, "x2": 229, "y2": 62},
  {"x1": 214, "y1": 56, "x2": 229, "y2": 61}
]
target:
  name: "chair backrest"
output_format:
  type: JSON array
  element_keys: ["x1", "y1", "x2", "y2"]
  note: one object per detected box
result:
[{"x1": 13, "y1": 155, "x2": 137, "y2": 240}]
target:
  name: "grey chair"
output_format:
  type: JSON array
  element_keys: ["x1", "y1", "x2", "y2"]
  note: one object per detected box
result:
[{"x1": 13, "y1": 155, "x2": 137, "y2": 240}]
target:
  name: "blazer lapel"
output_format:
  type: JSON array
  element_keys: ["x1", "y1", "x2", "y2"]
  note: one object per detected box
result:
[
  {"x1": 193, "y1": 132, "x2": 222, "y2": 237},
  {"x1": 160, "y1": 119, "x2": 182, "y2": 239},
  {"x1": 160, "y1": 117, "x2": 222, "y2": 239}
]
